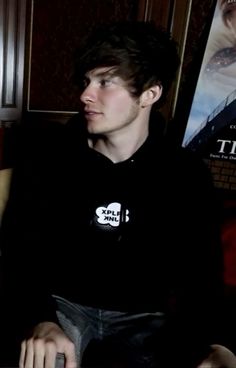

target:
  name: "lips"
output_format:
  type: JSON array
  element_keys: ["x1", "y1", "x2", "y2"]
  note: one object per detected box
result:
[
  {"x1": 84, "y1": 109, "x2": 103, "y2": 119},
  {"x1": 84, "y1": 107, "x2": 101, "y2": 114}
]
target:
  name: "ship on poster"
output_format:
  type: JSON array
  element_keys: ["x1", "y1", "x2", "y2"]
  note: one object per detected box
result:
[
  {"x1": 182, "y1": 0, "x2": 236, "y2": 192},
  {"x1": 182, "y1": 0, "x2": 236, "y2": 287}
]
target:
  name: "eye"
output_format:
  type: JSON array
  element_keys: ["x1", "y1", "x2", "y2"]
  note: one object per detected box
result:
[{"x1": 100, "y1": 78, "x2": 112, "y2": 87}]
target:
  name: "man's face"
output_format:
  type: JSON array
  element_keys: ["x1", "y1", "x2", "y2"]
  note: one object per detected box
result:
[{"x1": 80, "y1": 67, "x2": 142, "y2": 136}]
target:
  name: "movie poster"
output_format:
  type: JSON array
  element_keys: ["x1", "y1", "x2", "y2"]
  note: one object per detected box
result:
[{"x1": 182, "y1": 0, "x2": 236, "y2": 286}]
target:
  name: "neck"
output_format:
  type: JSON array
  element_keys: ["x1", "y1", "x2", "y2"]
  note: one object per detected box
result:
[{"x1": 89, "y1": 120, "x2": 149, "y2": 163}]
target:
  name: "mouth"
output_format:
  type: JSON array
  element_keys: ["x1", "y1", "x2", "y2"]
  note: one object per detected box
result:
[{"x1": 84, "y1": 110, "x2": 103, "y2": 119}]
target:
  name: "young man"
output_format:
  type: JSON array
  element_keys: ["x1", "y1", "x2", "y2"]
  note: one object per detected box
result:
[{"x1": 1, "y1": 21, "x2": 235, "y2": 368}]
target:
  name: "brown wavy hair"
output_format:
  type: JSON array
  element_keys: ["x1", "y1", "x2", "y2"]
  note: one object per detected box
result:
[{"x1": 74, "y1": 21, "x2": 180, "y2": 108}]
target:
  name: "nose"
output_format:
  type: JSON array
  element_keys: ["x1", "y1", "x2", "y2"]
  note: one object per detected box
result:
[{"x1": 80, "y1": 84, "x2": 96, "y2": 104}]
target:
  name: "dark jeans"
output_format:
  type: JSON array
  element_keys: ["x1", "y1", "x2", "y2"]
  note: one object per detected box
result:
[{"x1": 54, "y1": 295, "x2": 166, "y2": 368}]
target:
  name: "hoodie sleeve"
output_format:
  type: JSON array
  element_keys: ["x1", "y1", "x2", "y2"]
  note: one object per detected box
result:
[{"x1": 0, "y1": 122, "x2": 63, "y2": 348}]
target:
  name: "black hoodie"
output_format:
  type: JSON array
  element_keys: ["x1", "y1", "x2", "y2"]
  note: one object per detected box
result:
[{"x1": 0, "y1": 112, "x2": 227, "y2": 366}]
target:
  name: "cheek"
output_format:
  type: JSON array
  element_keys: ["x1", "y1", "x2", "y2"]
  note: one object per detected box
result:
[{"x1": 106, "y1": 93, "x2": 136, "y2": 114}]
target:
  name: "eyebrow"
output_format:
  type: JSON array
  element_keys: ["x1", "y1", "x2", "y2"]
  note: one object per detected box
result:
[{"x1": 86, "y1": 67, "x2": 118, "y2": 79}]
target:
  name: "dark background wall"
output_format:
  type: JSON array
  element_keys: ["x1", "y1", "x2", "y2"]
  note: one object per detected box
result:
[
  {"x1": 0, "y1": 0, "x2": 216, "y2": 168},
  {"x1": 24, "y1": 0, "x2": 216, "y2": 127}
]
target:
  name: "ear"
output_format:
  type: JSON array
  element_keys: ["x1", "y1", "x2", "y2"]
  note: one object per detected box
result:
[{"x1": 140, "y1": 85, "x2": 162, "y2": 108}]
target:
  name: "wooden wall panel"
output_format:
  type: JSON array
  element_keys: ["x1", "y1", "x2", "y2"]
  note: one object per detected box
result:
[
  {"x1": 24, "y1": 0, "x2": 216, "y2": 126},
  {"x1": 0, "y1": 0, "x2": 27, "y2": 168},
  {"x1": 0, "y1": 0, "x2": 27, "y2": 125},
  {"x1": 26, "y1": 0, "x2": 139, "y2": 118},
  {"x1": 0, "y1": 0, "x2": 217, "y2": 128},
  {"x1": 25, "y1": 0, "x2": 192, "y2": 123}
]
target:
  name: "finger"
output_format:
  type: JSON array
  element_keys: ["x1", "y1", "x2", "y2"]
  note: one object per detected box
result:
[
  {"x1": 19, "y1": 340, "x2": 26, "y2": 368},
  {"x1": 64, "y1": 343, "x2": 77, "y2": 368},
  {"x1": 44, "y1": 343, "x2": 57, "y2": 368},
  {"x1": 34, "y1": 343, "x2": 47, "y2": 368},
  {"x1": 196, "y1": 360, "x2": 214, "y2": 368},
  {"x1": 24, "y1": 339, "x2": 35, "y2": 368}
]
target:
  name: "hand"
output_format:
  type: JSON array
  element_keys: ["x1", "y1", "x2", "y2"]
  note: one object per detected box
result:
[
  {"x1": 19, "y1": 321, "x2": 77, "y2": 368},
  {"x1": 197, "y1": 344, "x2": 236, "y2": 368}
]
